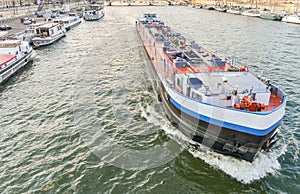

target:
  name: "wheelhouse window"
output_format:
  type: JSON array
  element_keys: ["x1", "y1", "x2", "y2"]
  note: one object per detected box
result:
[{"x1": 177, "y1": 78, "x2": 181, "y2": 88}]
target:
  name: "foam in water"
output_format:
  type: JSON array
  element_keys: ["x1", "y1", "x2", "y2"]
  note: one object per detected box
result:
[
  {"x1": 188, "y1": 141, "x2": 287, "y2": 184},
  {"x1": 140, "y1": 100, "x2": 287, "y2": 184}
]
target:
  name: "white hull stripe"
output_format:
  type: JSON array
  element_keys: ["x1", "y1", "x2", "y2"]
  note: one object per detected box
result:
[{"x1": 170, "y1": 97, "x2": 282, "y2": 136}]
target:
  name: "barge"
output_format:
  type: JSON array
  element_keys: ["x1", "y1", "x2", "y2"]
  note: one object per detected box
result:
[{"x1": 136, "y1": 13, "x2": 287, "y2": 162}]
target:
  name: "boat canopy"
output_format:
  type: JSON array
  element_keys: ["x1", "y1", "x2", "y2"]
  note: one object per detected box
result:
[
  {"x1": 0, "y1": 54, "x2": 16, "y2": 67},
  {"x1": 0, "y1": 40, "x2": 21, "y2": 48}
]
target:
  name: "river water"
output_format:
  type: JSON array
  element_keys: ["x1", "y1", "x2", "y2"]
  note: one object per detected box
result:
[{"x1": 0, "y1": 6, "x2": 299, "y2": 193}]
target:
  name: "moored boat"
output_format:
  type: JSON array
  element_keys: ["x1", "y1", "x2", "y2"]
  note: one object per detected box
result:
[
  {"x1": 259, "y1": 1, "x2": 284, "y2": 21},
  {"x1": 136, "y1": 13, "x2": 287, "y2": 162},
  {"x1": 0, "y1": 39, "x2": 34, "y2": 83},
  {"x1": 215, "y1": 6, "x2": 227, "y2": 12},
  {"x1": 53, "y1": 15, "x2": 82, "y2": 31},
  {"x1": 83, "y1": 4, "x2": 105, "y2": 21},
  {"x1": 282, "y1": 0, "x2": 299, "y2": 24},
  {"x1": 202, "y1": 5, "x2": 215, "y2": 10},
  {"x1": 260, "y1": 13, "x2": 283, "y2": 21},
  {"x1": 241, "y1": 9, "x2": 261, "y2": 17},
  {"x1": 241, "y1": 0, "x2": 261, "y2": 17},
  {"x1": 281, "y1": 15, "x2": 300, "y2": 24},
  {"x1": 226, "y1": 8, "x2": 242, "y2": 15},
  {"x1": 32, "y1": 23, "x2": 66, "y2": 48},
  {"x1": 16, "y1": 22, "x2": 47, "y2": 44}
]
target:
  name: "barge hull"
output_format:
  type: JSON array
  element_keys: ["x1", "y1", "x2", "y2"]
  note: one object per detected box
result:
[{"x1": 144, "y1": 47, "x2": 278, "y2": 162}]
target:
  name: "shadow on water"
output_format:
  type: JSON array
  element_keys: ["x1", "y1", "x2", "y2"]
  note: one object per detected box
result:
[{"x1": 0, "y1": 61, "x2": 34, "y2": 92}]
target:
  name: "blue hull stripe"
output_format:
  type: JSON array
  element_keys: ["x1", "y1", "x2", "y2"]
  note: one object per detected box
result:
[{"x1": 170, "y1": 97, "x2": 282, "y2": 136}]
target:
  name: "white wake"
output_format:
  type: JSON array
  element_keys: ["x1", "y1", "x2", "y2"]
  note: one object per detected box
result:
[{"x1": 140, "y1": 101, "x2": 287, "y2": 184}]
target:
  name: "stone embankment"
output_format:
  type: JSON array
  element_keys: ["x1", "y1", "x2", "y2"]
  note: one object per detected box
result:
[{"x1": 0, "y1": 3, "x2": 79, "y2": 38}]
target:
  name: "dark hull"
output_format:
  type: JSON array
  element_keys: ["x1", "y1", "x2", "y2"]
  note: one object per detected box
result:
[{"x1": 162, "y1": 88, "x2": 278, "y2": 162}]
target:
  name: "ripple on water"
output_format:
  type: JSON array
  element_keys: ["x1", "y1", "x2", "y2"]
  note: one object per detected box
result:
[{"x1": 0, "y1": 6, "x2": 299, "y2": 193}]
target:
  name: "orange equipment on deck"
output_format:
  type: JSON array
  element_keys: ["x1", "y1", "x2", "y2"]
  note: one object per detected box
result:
[{"x1": 234, "y1": 96, "x2": 266, "y2": 112}]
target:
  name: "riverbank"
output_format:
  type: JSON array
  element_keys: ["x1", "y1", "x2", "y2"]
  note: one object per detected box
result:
[
  {"x1": 0, "y1": 17, "x2": 48, "y2": 38},
  {"x1": 0, "y1": 3, "x2": 81, "y2": 22},
  {"x1": 193, "y1": 1, "x2": 299, "y2": 13},
  {"x1": 0, "y1": 3, "x2": 81, "y2": 38}
]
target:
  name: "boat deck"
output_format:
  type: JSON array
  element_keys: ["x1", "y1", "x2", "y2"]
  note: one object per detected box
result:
[
  {"x1": 264, "y1": 94, "x2": 282, "y2": 111},
  {"x1": 138, "y1": 15, "x2": 284, "y2": 112}
]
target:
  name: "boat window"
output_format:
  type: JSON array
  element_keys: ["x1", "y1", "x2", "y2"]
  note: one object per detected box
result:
[
  {"x1": 188, "y1": 61, "x2": 205, "y2": 67},
  {"x1": 191, "y1": 92, "x2": 202, "y2": 101},
  {"x1": 175, "y1": 61, "x2": 187, "y2": 68},
  {"x1": 190, "y1": 78, "x2": 203, "y2": 90},
  {"x1": 0, "y1": 42, "x2": 20, "y2": 48},
  {"x1": 214, "y1": 58, "x2": 226, "y2": 66},
  {"x1": 177, "y1": 77, "x2": 182, "y2": 91}
]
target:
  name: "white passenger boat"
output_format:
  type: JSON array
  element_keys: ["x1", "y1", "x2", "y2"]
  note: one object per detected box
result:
[
  {"x1": 136, "y1": 13, "x2": 287, "y2": 162},
  {"x1": 281, "y1": 15, "x2": 300, "y2": 24},
  {"x1": 241, "y1": 9, "x2": 261, "y2": 17},
  {"x1": 0, "y1": 39, "x2": 34, "y2": 83},
  {"x1": 83, "y1": 4, "x2": 104, "y2": 21},
  {"x1": 53, "y1": 15, "x2": 82, "y2": 31},
  {"x1": 16, "y1": 22, "x2": 47, "y2": 44},
  {"x1": 32, "y1": 23, "x2": 66, "y2": 48},
  {"x1": 226, "y1": 8, "x2": 242, "y2": 15},
  {"x1": 241, "y1": 0, "x2": 261, "y2": 17},
  {"x1": 215, "y1": 6, "x2": 227, "y2": 12}
]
